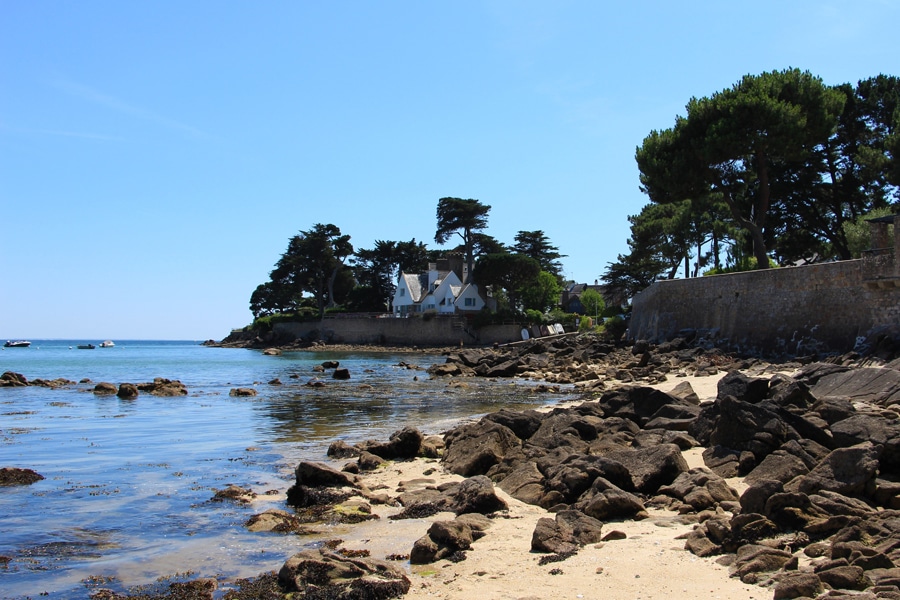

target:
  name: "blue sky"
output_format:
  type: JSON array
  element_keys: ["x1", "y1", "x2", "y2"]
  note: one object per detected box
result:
[{"x1": 2, "y1": 1, "x2": 898, "y2": 340}]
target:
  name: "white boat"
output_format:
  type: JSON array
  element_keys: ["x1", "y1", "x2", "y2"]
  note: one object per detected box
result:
[
  {"x1": 100, "y1": 340, "x2": 115, "y2": 348},
  {"x1": 4, "y1": 340, "x2": 31, "y2": 348}
]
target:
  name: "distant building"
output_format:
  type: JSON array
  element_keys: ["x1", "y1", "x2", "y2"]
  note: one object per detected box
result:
[
  {"x1": 392, "y1": 256, "x2": 486, "y2": 317},
  {"x1": 560, "y1": 282, "x2": 607, "y2": 314}
]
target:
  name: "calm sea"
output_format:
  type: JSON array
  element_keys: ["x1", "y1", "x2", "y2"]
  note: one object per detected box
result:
[{"x1": 0, "y1": 340, "x2": 571, "y2": 599}]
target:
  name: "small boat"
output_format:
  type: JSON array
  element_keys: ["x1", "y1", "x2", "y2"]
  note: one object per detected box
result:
[
  {"x1": 4, "y1": 340, "x2": 31, "y2": 348},
  {"x1": 77, "y1": 344, "x2": 96, "y2": 350},
  {"x1": 100, "y1": 340, "x2": 115, "y2": 348}
]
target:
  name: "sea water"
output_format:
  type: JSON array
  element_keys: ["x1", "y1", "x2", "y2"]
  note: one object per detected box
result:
[{"x1": 0, "y1": 340, "x2": 572, "y2": 598}]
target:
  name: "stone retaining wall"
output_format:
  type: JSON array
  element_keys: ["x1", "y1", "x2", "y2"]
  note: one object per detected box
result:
[
  {"x1": 628, "y1": 259, "x2": 900, "y2": 355},
  {"x1": 274, "y1": 317, "x2": 523, "y2": 347}
]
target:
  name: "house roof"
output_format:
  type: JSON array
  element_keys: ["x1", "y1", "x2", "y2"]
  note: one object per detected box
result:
[
  {"x1": 400, "y1": 270, "x2": 457, "y2": 302},
  {"x1": 401, "y1": 273, "x2": 425, "y2": 302}
]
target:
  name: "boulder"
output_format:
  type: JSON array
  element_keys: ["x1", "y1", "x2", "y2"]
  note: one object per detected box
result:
[
  {"x1": 497, "y1": 461, "x2": 545, "y2": 506},
  {"x1": 530, "y1": 509, "x2": 605, "y2": 554},
  {"x1": 692, "y1": 395, "x2": 799, "y2": 463},
  {"x1": 245, "y1": 509, "x2": 309, "y2": 534},
  {"x1": 772, "y1": 572, "x2": 823, "y2": 600},
  {"x1": 229, "y1": 387, "x2": 257, "y2": 397},
  {"x1": 327, "y1": 440, "x2": 362, "y2": 459},
  {"x1": 362, "y1": 427, "x2": 423, "y2": 460},
  {"x1": 745, "y1": 449, "x2": 810, "y2": 485},
  {"x1": 576, "y1": 477, "x2": 646, "y2": 520},
  {"x1": 831, "y1": 414, "x2": 900, "y2": 475},
  {"x1": 410, "y1": 519, "x2": 474, "y2": 564},
  {"x1": 93, "y1": 382, "x2": 117, "y2": 395},
  {"x1": 116, "y1": 383, "x2": 139, "y2": 399},
  {"x1": 442, "y1": 420, "x2": 520, "y2": 477},
  {"x1": 278, "y1": 549, "x2": 410, "y2": 597},
  {"x1": 1, "y1": 371, "x2": 28, "y2": 386},
  {"x1": 448, "y1": 475, "x2": 508, "y2": 515},
  {"x1": 717, "y1": 370, "x2": 769, "y2": 403},
  {"x1": 482, "y1": 408, "x2": 544, "y2": 440},
  {"x1": 731, "y1": 544, "x2": 795, "y2": 584},
  {"x1": 604, "y1": 443, "x2": 689, "y2": 494},
  {"x1": 808, "y1": 366, "x2": 900, "y2": 407},
  {"x1": 332, "y1": 368, "x2": 351, "y2": 380},
  {"x1": 0, "y1": 467, "x2": 44, "y2": 486},
  {"x1": 786, "y1": 443, "x2": 881, "y2": 497}
]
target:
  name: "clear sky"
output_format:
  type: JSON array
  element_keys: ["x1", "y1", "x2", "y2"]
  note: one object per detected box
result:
[{"x1": 2, "y1": 1, "x2": 898, "y2": 340}]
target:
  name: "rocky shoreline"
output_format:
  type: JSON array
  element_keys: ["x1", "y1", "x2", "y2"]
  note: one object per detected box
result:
[{"x1": 7, "y1": 335, "x2": 900, "y2": 599}]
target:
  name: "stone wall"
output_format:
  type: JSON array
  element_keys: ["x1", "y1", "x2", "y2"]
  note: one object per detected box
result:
[
  {"x1": 628, "y1": 258, "x2": 900, "y2": 355},
  {"x1": 274, "y1": 316, "x2": 523, "y2": 347}
]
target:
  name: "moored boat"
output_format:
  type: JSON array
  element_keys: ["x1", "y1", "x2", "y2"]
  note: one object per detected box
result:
[
  {"x1": 77, "y1": 344, "x2": 96, "y2": 350},
  {"x1": 4, "y1": 340, "x2": 31, "y2": 348},
  {"x1": 100, "y1": 340, "x2": 115, "y2": 348}
]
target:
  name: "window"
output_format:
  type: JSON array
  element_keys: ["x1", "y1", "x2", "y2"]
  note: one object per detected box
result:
[
  {"x1": 399, "y1": 289, "x2": 405, "y2": 297},
  {"x1": 464, "y1": 297, "x2": 476, "y2": 307}
]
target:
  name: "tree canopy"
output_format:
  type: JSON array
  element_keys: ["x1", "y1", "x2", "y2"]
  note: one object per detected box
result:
[
  {"x1": 434, "y1": 197, "x2": 491, "y2": 283},
  {"x1": 607, "y1": 70, "x2": 899, "y2": 300},
  {"x1": 473, "y1": 253, "x2": 541, "y2": 312},
  {"x1": 513, "y1": 230, "x2": 566, "y2": 279},
  {"x1": 266, "y1": 223, "x2": 353, "y2": 319}
]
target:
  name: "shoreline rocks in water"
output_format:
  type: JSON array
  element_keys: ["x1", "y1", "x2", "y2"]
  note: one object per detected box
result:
[
  {"x1": 9, "y1": 335, "x2": 900, "y2": 599},
  {"x1": 240, "y1": 335, "x2": 900, "y2": 599}
]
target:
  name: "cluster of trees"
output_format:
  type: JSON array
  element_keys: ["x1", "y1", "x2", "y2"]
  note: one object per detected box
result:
[
  {"x1": 602, "y1": 70, "x2": 899, "y2": 303},
  {"x1": 249, "y1": 197, "x2": 568, "y2": 319}
]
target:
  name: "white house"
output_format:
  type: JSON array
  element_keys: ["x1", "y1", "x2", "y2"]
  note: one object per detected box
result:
[{"x1": 392, "y1": 262, "x2": 486, "y2": 316}]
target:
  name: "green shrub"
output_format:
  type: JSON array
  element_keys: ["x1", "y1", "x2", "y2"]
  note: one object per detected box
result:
[{"x1": 602, "y1": 315, "x2": 628, "y2": 341}]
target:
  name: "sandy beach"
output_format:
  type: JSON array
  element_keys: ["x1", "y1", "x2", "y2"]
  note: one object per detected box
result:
[{"x1": 317, "y1": 372, "x2": 768, "y2": 600}]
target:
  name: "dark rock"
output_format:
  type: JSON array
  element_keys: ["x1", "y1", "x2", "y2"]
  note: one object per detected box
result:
[
  {"x1": 245, "y1": 509, "x2": 310, "y2": 534},
  {"x1": 358, "y1": 451, "x2": 386, "y2": 471},
  {"x1": 831, "y1": 414, "x2": 900, "y2": 475},
  {"x1": 767, "y1": 374, "x2": 816, "y2": 410},
  {"x1": 717, "y1": 370, "x2": 769, "y2": 403},
  {"x1": 362, "y1": 427, "x2": 424, "y2": 460},
  {"x1": 229, "y1": 387, "x2": 257, "y2": 397},
  {"x1": 116, "y1": 383, "x2": 139, "y2": 399},
  {"x1": 731, "y1": 544, "x2": 795, "y2": 583},
  {"x1": 745, "y1": 449, "x2": 810, "y2": 485},
  {"x1": 816, "y1": 564, "x2": 870, "y2": 590},
  {"x1": 716, "y1": 396, "x2": 798, "y2": 456},
  {"x1": 531, "y1": 509, "x2": 604, "y2": 554},
  {"x1": 278, "y1": 548, "x2": 410, "y2": 597},
  {"x1": 93, "y1": 381, "x2": 117, "y2": 395},
  {"x1": 809, "y1": 366, "x2": 900, "y2": 408},
  {"x1": 286, "y1": 462, "x2": 359, "y2": 506},
  {"x1": 333, "y1": 368, "x2": 351, "y2": 380},
  {"x1": 541, "y1": 453, "x2": 634, "y2": 504},
  {"x1": 669, "y1": 380, "x2": 701, "y2": 404},
  {"x1": 0, "y1": 467, "x2": 44, "y2": 486},
  {"x1": 497, "y1": 461, "x2": 545, "y2": 505},
  {"x1": 740, "y1": 479, "x2": 785, "y2": 515},
  {"x1": 482, "y1": 409, "x2": 544, "y2": 440},
  {"x1": 786, "y1": 442, "x2": 880, "y2": 497},
  {"x1": 772, "y1": 572, "x2": 823, "y2": 600},
  {"x1": 604, "y1": 443, "x2": 689, "y2": 494},
  {"x1": 321, "y1": 361, "x2": 340, "y2": 369},
  {"x1": 442, "y1": 421, "x2": 520, "y2": 477},
  {"x1": 0, "y1": 371, "x2": 28, "y2": 386},
  {"x1": 328, "y1": 440, "x2": 362, "y2": 459},
  {"x1": 702, "y1": 445, "x2": 742, "y2": 478},
  {"x1": 576, "y1": 477, "x2": 646, "y2": 520},
  {"x1": 811, "y1": 397, "x2": 857, "y2": 425},
  {"x1": 448, "y1": 475, "x2": 508, "y2": 515}
]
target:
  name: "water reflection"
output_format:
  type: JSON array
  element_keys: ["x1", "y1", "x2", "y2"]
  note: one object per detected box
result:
[{"x1": 0, "y1": 348, "x2": 576, "y2": 599}]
